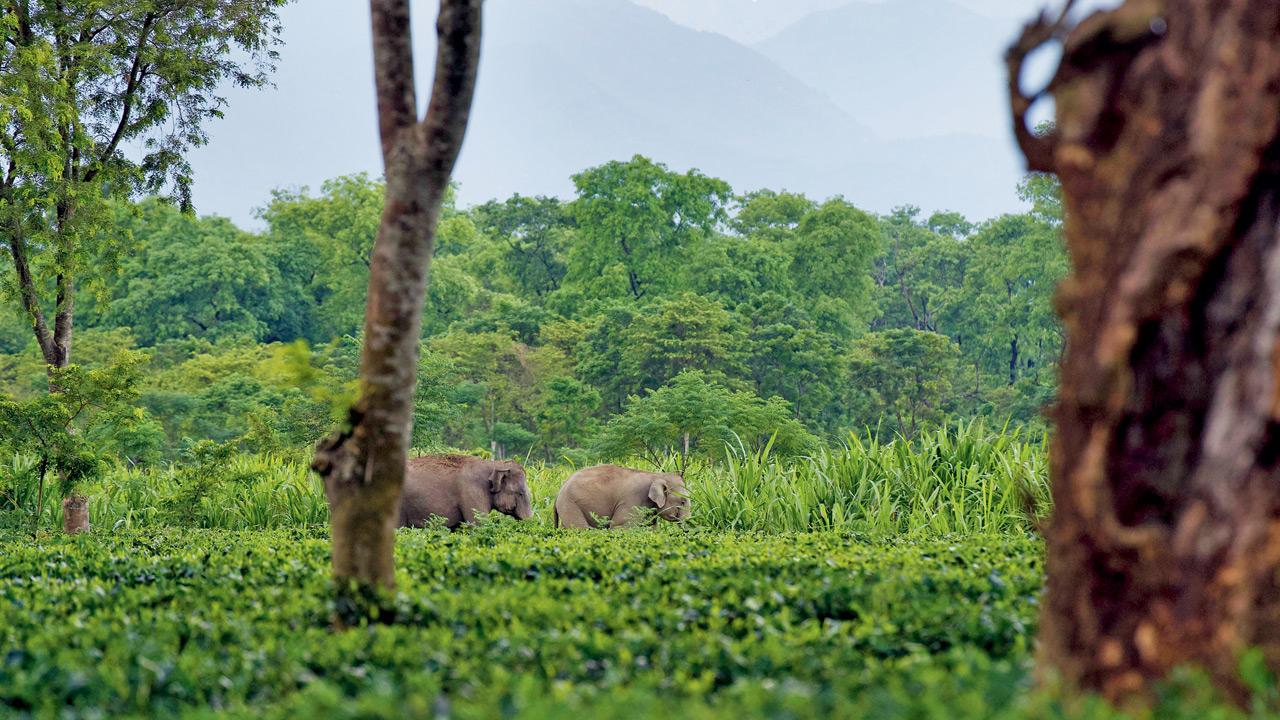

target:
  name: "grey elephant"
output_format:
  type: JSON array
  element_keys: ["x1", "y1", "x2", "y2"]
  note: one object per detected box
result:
[
  {"x1": 398, "y1": 455, "x2": 533, "y2": 529},
  {"x1": 554, "y1": 464, "x2": 690, "y2": 528}
]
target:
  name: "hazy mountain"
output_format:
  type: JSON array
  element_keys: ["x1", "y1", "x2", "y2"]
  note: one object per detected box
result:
[
  {"x1": 755, "y1": 0, "x2": 1013, "y2": 141},
  {"x1": 458, "y1": 0, "x2": 878, "y2": 204},
  {"x1": 630, "y1": 0, "x2": 848, "y2": 44},
  {"x1": 184, "y1": 0, "x2": 1029, "y2": 227}
]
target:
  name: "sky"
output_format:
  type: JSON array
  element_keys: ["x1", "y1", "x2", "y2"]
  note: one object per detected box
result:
[{"x1": 181, "y1": 0, "x2": 1117, "y2": 227}]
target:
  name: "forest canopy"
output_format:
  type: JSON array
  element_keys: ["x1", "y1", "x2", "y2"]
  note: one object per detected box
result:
[{"x1": 0, "y1": 155, "x2": 1065, "y2": 464}]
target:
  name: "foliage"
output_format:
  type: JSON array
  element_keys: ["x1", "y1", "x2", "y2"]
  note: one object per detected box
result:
[
  {"x1": 17, "y1": 421, "x2": 1046, "y2": 537},
  {"x1": 101, "y1": 202, "x2": 288, "y2": 344},
  {"x1": 567, "y1": 155, "x2": 732, "y2": 302},
  {"x1": 592, "y1": 370, "x2": 817, "y2": 469},
  {"x1": 0, "y1": 525, "x2": 1044, "y2": 718},
  {"x1": 0, "y1": 157, "x2": 1069, "y2": 459},
  {"x1": 691, "y1": 421, "x2": 1049, "y2": 535},
  {"x1": 0, "y1": 0, "x2": 288, "y2": 370},
  {"x1": 848, "y1": 328, "x2": 962, "y2": 439},
  {"x1": 5, "y1": 526, "x2": 1276, "y2": 718},
  {"x1": 0, "y1": 350, "x2": 156, "y2": 530}
]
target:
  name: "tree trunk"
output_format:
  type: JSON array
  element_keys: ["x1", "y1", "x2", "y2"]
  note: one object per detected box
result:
[
  {"x1": 1008, "y1": 0, "x2": 1280, "y2": 701},
  {"x1": 1008, "y1": 335, "x2": 1019, "y2": 386},
  {"x1": 61, "y1": 496, "x2": 89, "y2": 534},
  {"x1": 312, "y1": 0, "x2": 481, "y2": 625}
]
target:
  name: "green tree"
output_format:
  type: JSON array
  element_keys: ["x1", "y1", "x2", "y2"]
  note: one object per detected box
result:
[
  {"x1": 0, "y1": 0, "x2": 287, "y2": 377},
  {"x1": 731, "y1": 189, "x2": 815, "y2": 242},
  {"x1": 533, "y1": 375, "x2": 601, "y2": 460},
  {"x1": 0, "y1": 350, "x2": 151, "y2": 533},
  {"x1": 739, "y1": 292, "x2": 845, "y2": 430},
  {"x1": 787, "y1": 198, "x2": 880, "y2": 339},
  {"x1": 618, "y1": 292, "x2": 748, "y2": 394},
  {"x1": 847, "y1": 329, "x2": 961, "y2": 439},
  {"x1": 259, "y1": 174, "x2": 383, "y2": 342},
  {"x1": 566, "y1": 155, "x2": 731, "y2": 302},
  {"x1": 960, "y1": 214, "x2": 1065, "y2": 388},
  {"x1": 102, "y1": 203, "x2": 286, "y2": 345},
  {"x1": 473, "y1": 194, "x2": 571, "y2": 299},
  {"x1": 591, "y1": 370, "x2": 815, "y2": 470},
  {"x1": 872, "y1": 207, "x2": 970, "y2": 334}
]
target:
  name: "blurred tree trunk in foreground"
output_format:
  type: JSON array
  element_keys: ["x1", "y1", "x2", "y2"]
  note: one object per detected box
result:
[
  {"x1": 1009, "y1": 0, "x2": 1280, "y2": 702},
  {"x1": 312, "y1": 0, "x2": 481, "y2": 624}
]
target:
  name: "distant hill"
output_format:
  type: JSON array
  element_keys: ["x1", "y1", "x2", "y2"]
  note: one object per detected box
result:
[
  {"x1": 184, "y1": 0, "x2": 1030, "y2": 226},
  {"x1": 630, "y1": 0, "x2": 848, "y2": 44},
  {"x1": 457, "y1": 0, "x2": 885, "y2": 205},
  {"x1": 754, "y1": 0, "x2": 1013, "y2": 141}
]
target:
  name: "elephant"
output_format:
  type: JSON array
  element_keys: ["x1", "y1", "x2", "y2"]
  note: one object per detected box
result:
[
  {"x1": 398, "y1": 454, "x2": 533, "y2": 529},
  {"x1": 554, "y1": 464, "x2": 690, "y2": 529}
]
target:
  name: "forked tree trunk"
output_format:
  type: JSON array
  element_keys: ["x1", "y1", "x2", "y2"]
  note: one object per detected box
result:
[
  {"x1": 1008, "y1": 0, "x2": 1280, "y2": 701},
  {"x1": 312, "y1": 0, "x2": 481, "y2": 623}
]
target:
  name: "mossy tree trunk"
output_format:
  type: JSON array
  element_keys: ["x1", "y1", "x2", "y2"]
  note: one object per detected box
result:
[
  {"x1": 312, "y1": 0, "x2": 481, "y2": 623},
  {"x1": 1008, "y1": 0, "x2": 1280, "y2": 701}
]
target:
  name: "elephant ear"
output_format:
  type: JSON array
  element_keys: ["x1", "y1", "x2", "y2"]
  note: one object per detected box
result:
[
  {"x1": 648, "y1": 479, "x2": 666, "y2": 507},
  {"x1": 489, "y1": 467, "x2": 510, "y2": 494}
]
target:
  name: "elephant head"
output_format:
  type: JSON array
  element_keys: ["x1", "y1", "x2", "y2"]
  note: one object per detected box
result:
[
  {"x1": 648, "y1": 473, "x2": 691, "y2": 522},
  {"x1": 489, "y1": 462, "x2": 534, "y2": 521}
]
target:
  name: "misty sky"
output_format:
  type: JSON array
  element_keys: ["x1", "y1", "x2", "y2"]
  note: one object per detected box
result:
[{"x1": 183, "y1": 0, "x2": 1117, "y2": 227}]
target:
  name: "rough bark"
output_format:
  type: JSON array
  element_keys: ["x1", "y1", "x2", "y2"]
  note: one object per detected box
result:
[
  {"x1": 61, "y1": 496, "x2": 89, "y2": 534},
  {"x1": 311, "y1": 0, "x2": 481, "y2": 623},
  {"x1": 1008, "y1": 0, "x2": 1280, "y2": 701}
]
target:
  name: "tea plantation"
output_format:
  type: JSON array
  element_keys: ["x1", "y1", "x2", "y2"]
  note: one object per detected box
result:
[
  {"x1": 4, "y1": 526, "x2": 1272, "y2": 719},
  {"x1": 0, "y1": 525, "x2": 1053, "y2": 718}
]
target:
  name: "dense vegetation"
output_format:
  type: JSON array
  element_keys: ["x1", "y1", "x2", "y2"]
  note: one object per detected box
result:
[
  {"x1": 1, "y1": 422, "x2": 1049, "y2": 535},
  {"x1": 0, "y1": 157, "x2": 1066, "y2": 480},
  {"x1": 4, "y1": 527, "x2": 1274, "y2": 719}
]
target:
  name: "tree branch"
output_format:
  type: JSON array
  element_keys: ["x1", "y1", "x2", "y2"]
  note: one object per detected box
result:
[
  {"x1": 370, "y1": 0, "x2": 419, "y2": 162},
  {"x1": 413, "y1": 0, "x2": 483, "y2": 179},
  {"x1": 6, "y1": 229, "x2": 56, "y2": 364},
  {"x1": 86, "y1": 12, "x2": 156, "y2": 183},
  {"x1": 1004, "y1": 1, "x2": 1075, "y2": 173}
]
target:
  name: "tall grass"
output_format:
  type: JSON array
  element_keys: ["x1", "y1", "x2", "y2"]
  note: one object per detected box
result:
[
  {"x1": 690, "y1": 421, "x2": 1049, "y2": 535},
  {"x1": 1, "y1": 422, "x2": 1048, "y2": 535}
]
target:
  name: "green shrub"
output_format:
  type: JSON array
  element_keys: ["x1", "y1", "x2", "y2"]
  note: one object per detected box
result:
[{"x1": 0, "y1": 526, "x2": 1042, "y2": 718}]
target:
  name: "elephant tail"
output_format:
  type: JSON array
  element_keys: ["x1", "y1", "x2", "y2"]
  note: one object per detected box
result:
[{"x1": 553, "y1": 504, "x2": 560, "y2": 528}]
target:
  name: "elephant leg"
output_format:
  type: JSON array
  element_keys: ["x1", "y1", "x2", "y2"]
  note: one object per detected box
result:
[
  {"x1": 609, "y1": 503, "x2": 648, "y2": 529},
  {"x1": 555, "y1": 499, "x2": 593, "y2": 529}
]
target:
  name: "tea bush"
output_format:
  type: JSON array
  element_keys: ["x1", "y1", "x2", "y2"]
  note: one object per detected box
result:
[
  {"x1": 1, "y1": 525, "x2": 1043, "y2": 718},
  {"x1": 3, "y1": 527, "x2": 1276, "y2": 718}
]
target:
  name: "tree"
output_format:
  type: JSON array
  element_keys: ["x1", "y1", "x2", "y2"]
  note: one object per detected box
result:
[
  {"x1": 786, "y1": 198, "x2": 880, "y2": 339},
  {"x1": 618, "y1": 292, "x2": 748, "y2": 394},
  {"x1": 731, "y1": 189, "x2": 815, "y2": 243},
  {"x1": 1007, "y1": 0, "x2": 1280, "y2": 700},
  {"x1": 103, "y1": 202, "x2": 287, "y2": 345},
  {"x1": 873, "y1": 207, "x2": 969, "y2": 334},
  {"x1": 740, "y1": 292, "x2": 845, "y2": 430},
  {"x1": 960, "y1": 214, "x2": 1064, "y2": 387},
  {"x1": 473, "y1": 194, "x2": 570, "y2": 299},
  {"x1": 847, "y1": 329, "x2": 960, "y2": 439},
  {"x1": 0, "y1": 0, "x2": 286, "y2": 378},
  {"x1": 260, "y1": 174, "x2": 385, "y2": 343},
  {"x1": 591, "y1": 370, "x2": 815, "y2": 471},
  {"x1": 311, "y1": 0, "x2": 481, "y2": 622},
  {"x1": 0, "y1": 350, "x2": 149, "y2": 534},
  {"x1": 533, "y1": 375, "x2": 600, "y2": 461},
  {"x1": 566, "y1": 156, "x2": 732, "y2": 302}
]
